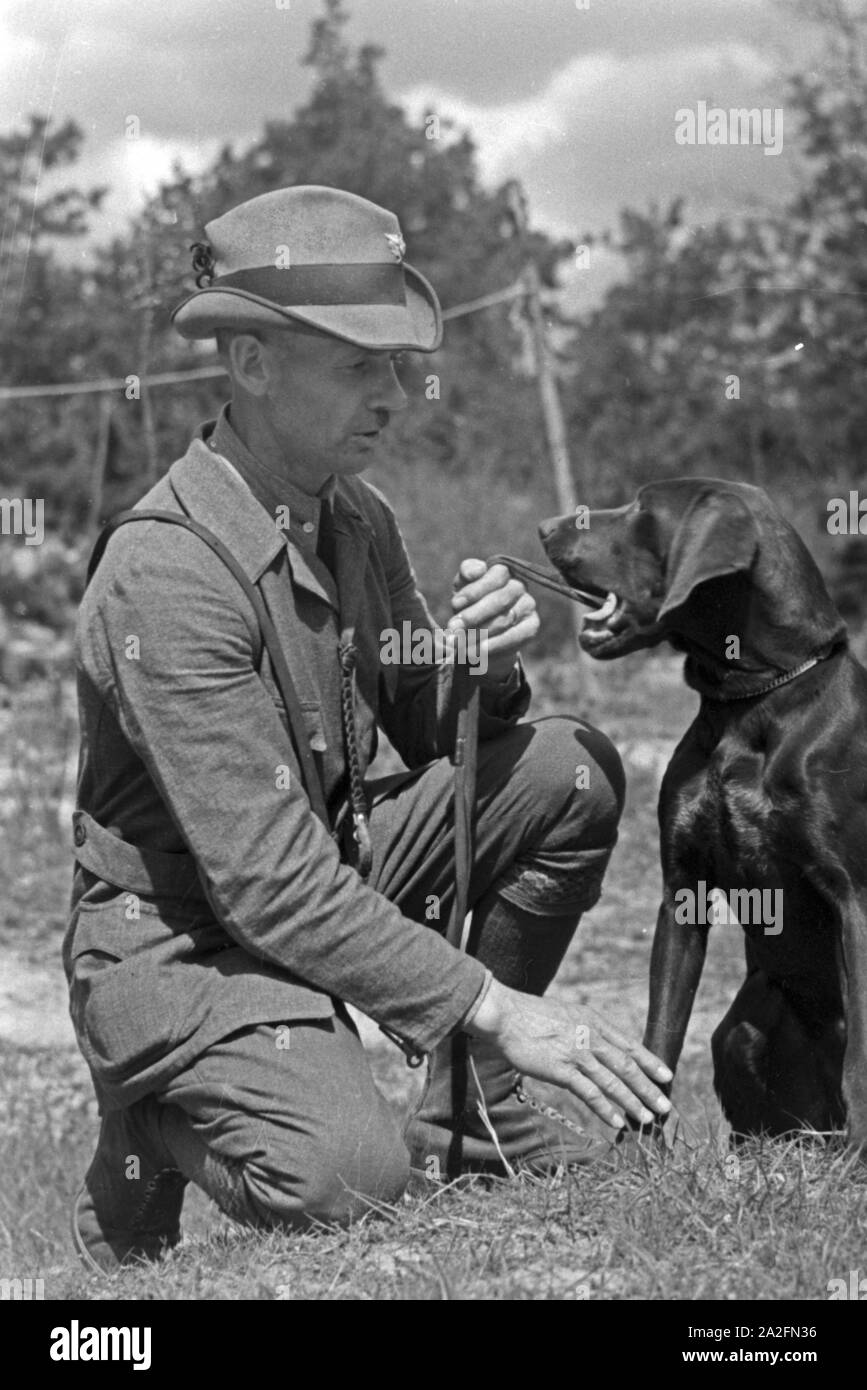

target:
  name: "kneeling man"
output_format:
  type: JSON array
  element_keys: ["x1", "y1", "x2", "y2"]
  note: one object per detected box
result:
[{"x1": 66, "y1": 185, "x2": 671, "y2": 1272}]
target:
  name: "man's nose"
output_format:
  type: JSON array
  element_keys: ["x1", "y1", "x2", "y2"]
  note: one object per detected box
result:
[
  {"x1": 538, "y1": 517, "x2": 560, "y2": 542},
  {"x1": 369, "y1": 361, "x2": 409, "y2": 414}
]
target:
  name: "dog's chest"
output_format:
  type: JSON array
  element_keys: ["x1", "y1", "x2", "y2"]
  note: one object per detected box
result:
[{"x1": 665, "y1": 732, "x2": 777, "y2": 882}]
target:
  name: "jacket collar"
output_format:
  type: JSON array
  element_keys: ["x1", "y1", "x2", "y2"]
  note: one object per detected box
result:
[
  {"x1": 168, "y1": 415, "x2": 373, "y2": 621},
  {"x1": 169, "y1": 435, "x2": 284, "y2": 585},
  {"x1": 206, "y1": 405, "x2": 336, "y2": 546}
]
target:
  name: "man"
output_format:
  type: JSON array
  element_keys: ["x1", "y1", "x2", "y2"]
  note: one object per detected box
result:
[{"x1": 66, "y1": 186, "x2": 671, "y2": 1274}]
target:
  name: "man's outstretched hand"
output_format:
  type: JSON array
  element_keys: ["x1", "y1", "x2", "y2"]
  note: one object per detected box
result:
[
  {"x1": 450, "y1": 558, "x2": 540, "y2": 681},
  {"x1": 465, "y1": 978, "x2": 674, "y2": 1132}
]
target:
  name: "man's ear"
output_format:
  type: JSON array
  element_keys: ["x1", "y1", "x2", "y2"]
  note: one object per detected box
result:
[
  {"x1": 227, "y1": 332, "x2": 270, "y2": 397},
  {"x1": 657, "y1": 490, "x2": 759, "y2": 622}
]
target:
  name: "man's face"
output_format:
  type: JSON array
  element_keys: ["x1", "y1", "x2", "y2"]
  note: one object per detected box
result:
[{"x1": 247, "y1": 328, "x2": 410, "y2": 479}]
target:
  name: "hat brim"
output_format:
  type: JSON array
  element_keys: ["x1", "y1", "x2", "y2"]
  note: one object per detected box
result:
[{"x1": 171, "y1": 261, "x2": 442, "y2": 352}]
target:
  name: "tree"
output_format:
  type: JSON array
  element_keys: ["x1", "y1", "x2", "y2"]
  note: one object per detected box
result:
[
  {"x1": 0, "y1": 116, "x2": 105, "y2": 383},
  {"x1": 90, "y1": 0, "x2": 577, "y2": 630},
  {"x1": 0, "y1": 117, "x2": 106, "y2": 538},
  {"x1": 566, "y1": 0, "x2": 867, "y2": 516}
]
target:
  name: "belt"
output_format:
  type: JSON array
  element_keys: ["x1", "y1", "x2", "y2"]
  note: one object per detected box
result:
[{"x1": 72, "y1": 810, "x2": 207, "y2": 902}]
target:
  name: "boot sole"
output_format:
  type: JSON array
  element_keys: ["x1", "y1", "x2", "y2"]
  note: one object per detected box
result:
[
  {"x1": 71, "y1": 1184, "x2": 182, "y2": 1276},
  {"x1": 71, "y1": 1185, "x2": 113, "y2": 1277},
  {"x1": 408, "y1": 1141, "x2": 616, "y2": 1187}
]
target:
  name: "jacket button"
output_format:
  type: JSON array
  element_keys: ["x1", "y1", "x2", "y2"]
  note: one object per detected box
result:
[{"x1": 73, "y1": 823, "x2": 86, "y2": 847}]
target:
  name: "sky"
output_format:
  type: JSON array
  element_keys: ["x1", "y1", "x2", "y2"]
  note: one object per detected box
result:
[{"x1": 0, "y1": 0, "x2": 831, "y2": 310}]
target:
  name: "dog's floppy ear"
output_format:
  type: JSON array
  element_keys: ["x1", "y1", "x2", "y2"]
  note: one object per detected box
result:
[{"x1": 657, "y1": 489, "x2": 759, "y2": 621}]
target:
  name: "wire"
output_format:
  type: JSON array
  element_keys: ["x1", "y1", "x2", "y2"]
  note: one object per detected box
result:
[
  {"x1": 0, "y1": 280, "x2": 528, "y2": 400},
  {"x1": 0, "y1": 364, "x2": 227, "y2": 400}
]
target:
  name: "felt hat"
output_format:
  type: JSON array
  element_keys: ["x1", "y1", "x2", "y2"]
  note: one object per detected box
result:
[{"x1": 171, "y1": 185, "x2": 442, "y2": 351}]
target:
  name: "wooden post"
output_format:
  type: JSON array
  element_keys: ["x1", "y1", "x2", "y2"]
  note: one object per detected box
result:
[
  {"x1": 138, "y1": 221, "x2": 160, "y2": 489},
  {"x1": 88, "y1": 393, "x2": 113, "y2": 534},
  {"x1": 505, "y1": 182, "x2": 593, "y2": 684}
]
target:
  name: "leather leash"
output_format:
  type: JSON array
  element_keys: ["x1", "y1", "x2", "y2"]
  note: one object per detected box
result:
[
  {"x1": 483, "y1": 554, "x2": 610, "y2": 611},
  {"x1": 443, "y1": 554, "x2": 612, "y2": 1178},
  {"x1": 446, "y1": 554, "x2": 609, "y2": 950}
]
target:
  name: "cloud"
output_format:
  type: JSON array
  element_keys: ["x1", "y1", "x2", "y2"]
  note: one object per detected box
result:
[
  {"x1": 400, "y1": 36, "x2": 798, "y2": 251},
  {"x1": 75, "y1": 134, "x2": 223, "y2": 243},
  {"x1": 400, "y1": 41, "x2": 779, "y2": 186},
  {"x1": 0, "y1": 0, "x2": 817, "y2": 267}
]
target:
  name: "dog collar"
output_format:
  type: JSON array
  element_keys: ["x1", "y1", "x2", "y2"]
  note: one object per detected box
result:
[{"x1": 696, "y1": 641, "x2": 845, "y2": 703}]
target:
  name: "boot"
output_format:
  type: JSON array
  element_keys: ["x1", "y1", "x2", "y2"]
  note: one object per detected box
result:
[
  {"x1": 72, "y1": 1096, "x2": 188, "y2": 1274},
  {"x1": 405, "y1": 890, "x2": 615, "y2": 1179}
]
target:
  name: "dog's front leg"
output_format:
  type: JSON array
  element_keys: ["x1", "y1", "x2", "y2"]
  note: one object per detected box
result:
[{"x1": 643, "y1": 886, "x2": 710, "y2": 1100}]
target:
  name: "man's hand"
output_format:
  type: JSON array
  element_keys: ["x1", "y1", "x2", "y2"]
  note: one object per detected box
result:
[
  {"x1": 465, "y1": 978, "x2": 673, "y2": 1131},
  {"x1": 450, "y1": 558, "x2": 539, "y2": 681}
]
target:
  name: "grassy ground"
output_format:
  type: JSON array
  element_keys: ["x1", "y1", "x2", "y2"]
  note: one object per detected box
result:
[{"x1": 2, "y1": 651, "x2": 867, "y2": 1301}]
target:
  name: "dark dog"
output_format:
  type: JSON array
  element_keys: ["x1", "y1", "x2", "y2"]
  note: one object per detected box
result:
[{"x1": 540, "y1": 478, "x2": 867, "y2": 1149}]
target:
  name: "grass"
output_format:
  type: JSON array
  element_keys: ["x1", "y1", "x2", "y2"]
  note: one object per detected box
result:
[{"x1": 2, "y1": 649, "x2": 867, "y2": 1301}]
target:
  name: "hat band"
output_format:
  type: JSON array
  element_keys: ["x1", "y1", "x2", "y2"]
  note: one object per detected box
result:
[{"x1": 212, "y1": 263, "x2": 406, "y2": 307}]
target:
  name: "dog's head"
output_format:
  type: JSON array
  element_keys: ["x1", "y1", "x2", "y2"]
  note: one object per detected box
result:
[{"x1": 539, "y1": 478, "x2": 841, "y2": 665}]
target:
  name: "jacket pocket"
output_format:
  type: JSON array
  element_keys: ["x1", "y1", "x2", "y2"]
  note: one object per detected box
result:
[
  {"x1": 68, "y1": 897, "x2": 334, "y2": 1090},
  {"x1": 300, "y1": 700, "x2": 327, "y2": 752},
  {"x1": 271, "y1": 696, "x2": 328, "y2": 752}
]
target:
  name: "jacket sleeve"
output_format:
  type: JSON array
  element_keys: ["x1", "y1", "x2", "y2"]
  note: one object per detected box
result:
[
  {"x1": 84, "y1": 524, "x2": 487, "y2": 1055},
  {"x1": 372, "y1": 491, "x2": 532, "y2": 769}
]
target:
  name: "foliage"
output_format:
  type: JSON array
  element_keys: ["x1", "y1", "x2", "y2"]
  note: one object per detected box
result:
[
  {"x1": 567, "y1": 3, "x2": 867, "y2": 518},
  {"x1": 3, "y1": 657, "x2": 867, "y2": 1302},
  {"x1": 1, "y1": 0, "x2": 866, "y2": 640}
]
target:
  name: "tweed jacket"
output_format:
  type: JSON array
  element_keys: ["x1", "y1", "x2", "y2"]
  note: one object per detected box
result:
[{"x1": 64, "y1": 408, "x2": 531, "y2": 1106}]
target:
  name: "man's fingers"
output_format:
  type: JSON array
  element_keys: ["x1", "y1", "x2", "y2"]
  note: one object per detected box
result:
[
  {"x1": 450, "y1": 581, "x2": 529, "y2": 630},
  {"x1": 452, "y1": 562, "x2": 511, "y2": 606},
  {"x1": 592, "y1": 1019, "x2": 674, "y2": 1086},
  {"x1": 560, "y1": 1053, "x2": 659, "y2": 1128},
  {"x1": 582, "y1": 1048, "x2": 671, "y2": 1120},
  {"x1": 482, "y1": 592, "x2": 537, "y2": 636},
  {"x1": 452, "y1": 558, "x2": 494, "y2": 592},
  {"x1": 482, "y1": 614, "x2": 540, "y2": 655},
  {"x1": 477, "y1": 980, "x2": 673, "y2": 1131},
  {"x1": 554, "y1": 1016, "x2": 674, "y2": 1126},
  {"x1": 559, "y1": 1069, "x2": 628, "y2": 1130},
  {"x1": 449, "y1": 561, "x2": 541, "y2": 658}
]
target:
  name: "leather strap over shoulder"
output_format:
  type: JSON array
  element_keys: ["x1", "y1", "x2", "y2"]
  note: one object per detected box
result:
[{"x1": 86, "y1": 508, "x2": 330, "y2": 827}]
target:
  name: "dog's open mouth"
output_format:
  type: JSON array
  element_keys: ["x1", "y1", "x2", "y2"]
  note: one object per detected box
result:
[{"x1": 580, "y1": 591, "x2": 626, "y2": 648}]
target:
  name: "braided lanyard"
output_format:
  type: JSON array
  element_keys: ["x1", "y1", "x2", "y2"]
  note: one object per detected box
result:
[
  {"x1": 315, "y1": 495, "x2": 374, "y2": 880},
  {"x1": 320, "y1": 504, "x2": 421, "y2": 1062},
  {"x1": 337, "y1": 637, "x2": 373, "y2": 880}
]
